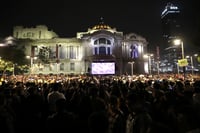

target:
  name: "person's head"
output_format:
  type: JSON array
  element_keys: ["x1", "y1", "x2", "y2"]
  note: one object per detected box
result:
[
  {"x1": 92, "y1": 97, "x2": 107, "y2": 112},
  {"x1": 109, "y1": 95, "x2": 120, "y2": 110},
  {"x1": 126, "y1": 91, "x2": 145, "y2": 113},
  {"x1": 55, "y1": 98, "x2": 67, "y2": 112},
  {"x1": 52, "y1": 83, "x2": 61, "y2": 91},
  {"x1": 88, "y1": 111, "x2": 109, "y2": 133}
]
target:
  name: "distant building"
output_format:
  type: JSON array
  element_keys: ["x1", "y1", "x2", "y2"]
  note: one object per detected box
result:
[{"x1": 13, "y1": 22, "x2": 148, "y2": 75}]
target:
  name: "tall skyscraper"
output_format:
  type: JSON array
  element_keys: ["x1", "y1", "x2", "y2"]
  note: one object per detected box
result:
[
  {"x1": 161, "y1": 2, "x2": 181, "y2": 44},
  {"x1": 160, "y1": 2, "x2": 182, "y2": 73}
]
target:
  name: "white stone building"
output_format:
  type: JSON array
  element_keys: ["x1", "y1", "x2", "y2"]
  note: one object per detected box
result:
[{"x1": 13, "y1": 23, "x2": 148, "y2": 75}]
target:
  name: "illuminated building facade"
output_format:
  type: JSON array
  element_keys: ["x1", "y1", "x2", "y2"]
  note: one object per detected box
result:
[{"x1": 13, "y1": 24, "x2": 148, "y2": 75}]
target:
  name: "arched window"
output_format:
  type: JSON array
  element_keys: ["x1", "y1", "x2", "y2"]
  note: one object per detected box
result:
[
  {"x1": 93, "y1": 38, "x2": 112, "y2": 55},
  {"x1": 94, "y1": 38, "x2": 111, "y2": 45}
]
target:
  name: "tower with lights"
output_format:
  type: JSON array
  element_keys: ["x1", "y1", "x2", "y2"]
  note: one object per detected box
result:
[
  {"x1": 161, "y1": 2, "x2": 181, "y2": 43},
  {"x1": 160, "y1": 2, "x2": 183, "y2": 73}
]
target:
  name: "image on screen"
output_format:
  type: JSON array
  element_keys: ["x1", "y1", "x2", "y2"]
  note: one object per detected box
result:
[{"x1": 91, "y1": 62, "x2": 115, "y2": 74}]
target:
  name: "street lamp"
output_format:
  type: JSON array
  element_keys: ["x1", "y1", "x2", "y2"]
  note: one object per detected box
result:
[
  {"x1": 194, "y1": 54, "x2": 199, "y2": 73},
  {"x1": 13, "y1": 63, "x2": 15, "y2": 76},
  {"x1": 173, "y1": 39, "x2": 186, "y2": 79},
  {"x1": 143, "y1": 54, "x2": 153, "y2": 75},
  {"x1": 56, "y1": 44, "x2": 61, "y2": 76},
  {"x1": 174, "y1": 39, "x2": 184, "y2": 59},
  {"x1": 191, "y1": 56, "x2": 194, "y2": 77},
  {"x1": 128, "y1": 61, "x2": 134, "y2": 76},
  {"x1": 26, "y1": 56, "x2": 37, "y2": 74},
  {"x1": 186, "y1": 55, "x2": 194, "y2": 77},
  {"x1": 156, "y1": 61, "x2": 160, "y2": 76}
]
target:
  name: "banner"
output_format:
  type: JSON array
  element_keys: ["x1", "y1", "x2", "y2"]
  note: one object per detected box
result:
[{"x1": 178, "y1": 59, "x2": 188, "y2": 67}]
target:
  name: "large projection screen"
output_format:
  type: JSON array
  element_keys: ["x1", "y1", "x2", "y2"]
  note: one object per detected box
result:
[{"x1": 91, "y1": 62, "x2": 115, "y2": 75}]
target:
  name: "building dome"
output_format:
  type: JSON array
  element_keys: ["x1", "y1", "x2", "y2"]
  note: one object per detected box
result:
[
  {"x1": 91, "y1": 17, "x2": 111, "y2": 30},
  {"x1": 92, "y1": 24, "x2": 111, "y2": 30}
]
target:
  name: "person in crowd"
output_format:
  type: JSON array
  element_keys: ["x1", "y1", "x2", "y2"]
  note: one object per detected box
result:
[
  {"x1": 88, "y1": 97, "x2": 109, "y2": 133},
  {"x1": 46, "y1": 98, "x2": 77, "y2": 133},
  {"x1": 108, "y1": 95, "x2": 126, "y2": 133},
  {"x1": 47, "y1": 83, "x2": 66, "y2": 114},
  {"x1": 125, "y1": 91, "x2": 152, "y2": 133},
  {"x1": 0, "y1": 93, "x2": 16, "y2": 133}
]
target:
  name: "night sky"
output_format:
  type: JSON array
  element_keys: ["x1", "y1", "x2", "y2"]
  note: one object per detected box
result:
[{"x1": 0, "y1": 0, "x2": 199, "y2": 53}]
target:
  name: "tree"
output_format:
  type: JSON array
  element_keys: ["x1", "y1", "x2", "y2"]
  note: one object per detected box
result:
[{"x1": 0, "y1": 45, "x2": 27, "y2": 65}]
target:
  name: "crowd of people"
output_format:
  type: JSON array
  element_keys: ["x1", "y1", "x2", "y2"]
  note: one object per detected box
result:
[{"x1": 0, "y1": 74, "x2": 200, "y2": 133}]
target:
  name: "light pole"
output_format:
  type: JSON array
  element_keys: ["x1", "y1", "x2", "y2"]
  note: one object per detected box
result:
[
  {"x1": 186, "y1": 55, "x2": 194, "y2": 77},
  {"x1": 174, "y1": 39, "x2": 185, "y2": 79},
  {"x1": 194, "y1": 54, "x2": 199, "y2": 75},
  {"x1": 148, "y1": 54, "x2": 154, "y2": 75},
  {"x1": 174, "y1": 39, "x2": 184, "y2": 59},
  {"x1": 26, "y1": 56, "x2": 32, "y2": 74},
  {"x1": 13, "y1": 63, "x2": 15, "y2": 76},
  {"x1": 128, "y1": 61, "x2": 134, "y2": 76},
  {"x1": 143, "y1": 54, "x2": 154, "y2": 75},
  {"x1": 26, "y1": 56, "x2": 37, "y2": 74},
  {"x1": 157, "y1": 61, "x2": 160, "y2": 76},
  {"x1": 56, "y1": 44, "x2": 61, "y2": 76},
  {"x1": 143, "y1": 54, "x2": 153, "y2": 75},
  {"x1": 191, "y1": 56, "x2": 194, "y2": 77}
]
